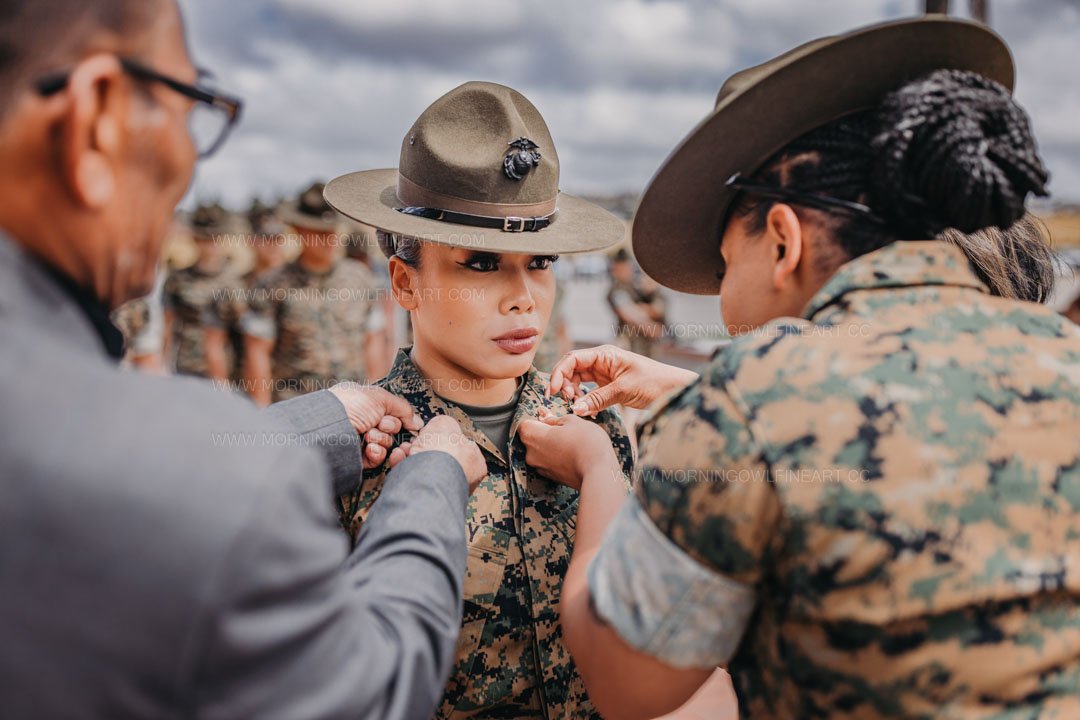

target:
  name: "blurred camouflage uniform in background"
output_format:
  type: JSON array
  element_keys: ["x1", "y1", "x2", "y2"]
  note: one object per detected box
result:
[{"x1": 242, "y1": 257, "x2": 385, "y2": 401}]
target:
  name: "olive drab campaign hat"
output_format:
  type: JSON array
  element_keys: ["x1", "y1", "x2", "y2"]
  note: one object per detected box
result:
[
  {"x1": 189, "y1": 203, "x2": 230, "y2": 240},
  {"x1": 280, "y1": 182, "x2": 345, "y2": 233},
  {"x1": 631, "y1": 16, "x2": 1015, "y2": 295},
  {"x1": 323, "y1": 81, "x2": 626, "y2": 254}
]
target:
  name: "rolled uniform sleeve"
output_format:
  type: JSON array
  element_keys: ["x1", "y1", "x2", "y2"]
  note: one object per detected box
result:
[
  {"x1": 587, "y1": 378, "x2": 782, "y2": 669},
  {"x1": 201, "y1": 285, "x2": 241, "y2": 331},
  {"x1": 242, "y1": 277, "x2": 278, "y2": 341}
]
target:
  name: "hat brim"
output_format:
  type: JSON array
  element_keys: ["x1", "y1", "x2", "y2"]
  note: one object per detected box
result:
[
  {"x1": 279, "y1": 201, "x2": 345, "y2": 233},
  {"x1": 632, "y1": 16, "x2": 1014, "y2": 295},
  {"x1": 191, "y1": 225, "x2": 229, "y2": 240},
  {"x1": 324, "y1": 169, "x2": 626, "y2": 255}
]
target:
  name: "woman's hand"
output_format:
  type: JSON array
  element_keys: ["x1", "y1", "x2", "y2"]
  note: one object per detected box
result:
[
  {"x1": 547, "y1": 345, "x2": 698, "y2": 417},
  {"x1": 518, "y1": 409, "x2": 621, "y2": 491}
]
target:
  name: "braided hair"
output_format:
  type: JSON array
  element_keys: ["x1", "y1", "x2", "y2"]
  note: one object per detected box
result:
[{"x1": 733, "y1": 69, "x2": 1050, "y2": 269}]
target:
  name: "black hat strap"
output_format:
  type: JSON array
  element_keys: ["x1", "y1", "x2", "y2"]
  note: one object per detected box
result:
[{"x1": 396, "y1": 206, "x2": 556, "y2": 233}]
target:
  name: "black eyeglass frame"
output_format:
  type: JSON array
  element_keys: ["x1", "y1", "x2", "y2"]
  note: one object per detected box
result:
[
  {"x1": 35, "y1": 58, "x2": 243, "y2": 159},
  {"x1": 724, "y1": 173, "x2": 887, "y2": 225}
]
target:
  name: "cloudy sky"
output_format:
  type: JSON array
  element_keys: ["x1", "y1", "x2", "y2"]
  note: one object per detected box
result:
[{"x1": 177, "y1": 0, "x2": 1080, "y2": 210}]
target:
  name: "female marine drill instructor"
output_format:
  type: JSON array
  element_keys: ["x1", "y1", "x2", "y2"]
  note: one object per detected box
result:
[{"x1": 518, "y1": 16, "x2": 1080, "y2": 720}]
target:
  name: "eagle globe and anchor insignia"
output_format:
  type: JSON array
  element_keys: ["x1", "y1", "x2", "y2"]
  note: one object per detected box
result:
[{"x1": 503, "y1": 137, "x2": 542, "y2": 180}]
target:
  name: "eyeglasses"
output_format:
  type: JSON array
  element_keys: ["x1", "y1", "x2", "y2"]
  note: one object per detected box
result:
[
  {"x1": 725, "y1": 173, "x2": 886, "y2": 225},
  {"x1": 35, "y1": 58, "x2": 243, "y2": 159}
]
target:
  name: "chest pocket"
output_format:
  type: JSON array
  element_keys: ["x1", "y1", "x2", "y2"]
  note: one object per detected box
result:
[
  {"x1": 327, "y1": 292, "x2": 368, "y2": 335},
  {"x1": 276, "y1": 290, "x2": 331, "y2": 374},
  {"x1": 438, "y1": 524, "x2": 516, "y2": 719}
]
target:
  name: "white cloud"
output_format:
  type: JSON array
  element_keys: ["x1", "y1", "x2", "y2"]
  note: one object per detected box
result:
[{"x1": 178, "y1": 0, "x2": 1080, "y2": 208}]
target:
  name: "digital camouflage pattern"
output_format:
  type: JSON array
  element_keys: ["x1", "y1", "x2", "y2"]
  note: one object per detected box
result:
[
  {"x1": 607, "y1": 276, "x2": 665, "y2": 358},
  {"x1": 533, "y1": 283, "x2": 566, "y2": 373},
  {"x1": 341, "y1": 349, "x2": 635, "y2": 719},
  {"x1": 632, "y1": 240, "x2": 1080, "y2": 719},
  {"x1": 163, "y1": 264, "x2": 241, "y2": 377},
  {"x1": 111, "y1": 296, "x2": 151, "y2": 353},
  {"x1": 243, "y1": 258, "x2": 384, "y2": 401},
  {"x1": 203, "y1": 267, "x2": 267, "y2": 383}
]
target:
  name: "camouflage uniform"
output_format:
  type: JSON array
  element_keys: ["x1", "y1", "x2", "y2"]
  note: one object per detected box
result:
[
  {"x1": 588, "y1": 240, "x2": 1080, "y2": 719},
  {"x1": 341, "y1": 349, "x2": 636, "y2": 719},
  {"x1": 607, "y1": 277, "x2": 663, "y2": 358},
  {"x1": 533, "y1": 284, "x2": 567, "y2": 374},
  {"x1": 203, "y1": 267, "x2": 265, "y2": 385},
  {"x1": 163, "y1": 264, "x2": 240, "y2": 377},
  {"x1": 112, "y1": 297, "x2": 152, "y2": 354},
  {"x1": 243, "y1": 258, "x2": 385, "y2": 402}
]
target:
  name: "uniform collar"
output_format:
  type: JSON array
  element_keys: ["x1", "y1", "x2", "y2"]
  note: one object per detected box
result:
[
  {"x1": 802, "y1": 240, "x2": 988, "y2": 321},
  {"x1": 382, "y1": 347, "x2": 557, "y2": 465}
]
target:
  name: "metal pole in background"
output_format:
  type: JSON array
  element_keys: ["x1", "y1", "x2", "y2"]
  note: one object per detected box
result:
[
  {"x1": 969, "y1": 0, "x2": 990, "y2": 24},
  {"x1": 924, "y1": 0, "x2": 990, "y2": 25}
]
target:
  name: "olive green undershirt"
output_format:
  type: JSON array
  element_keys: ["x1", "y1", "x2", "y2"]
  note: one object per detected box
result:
[{"x1": 444, "y1": 376, "x2": 525, "y2": 452}]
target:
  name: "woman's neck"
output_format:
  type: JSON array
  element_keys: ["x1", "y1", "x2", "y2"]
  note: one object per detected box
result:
[{"x1": 409, "y1": 340, "x2": 521, "y2": 407}]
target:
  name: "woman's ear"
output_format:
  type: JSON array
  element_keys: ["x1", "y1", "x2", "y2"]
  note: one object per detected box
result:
[
  {"x1": 764, "y1": 204, "x2": 803, "y2": 290},
  {"x1": 388, "y1": 256, "x2": 420, "y2": 310}
]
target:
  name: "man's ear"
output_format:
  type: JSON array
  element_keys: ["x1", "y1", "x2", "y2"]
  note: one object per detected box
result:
[
  {"x1": 60, "y1": 54, "x2": 127, "y2": 209},
  {"x1": 764, "y1": 203, "x2": 803, "y2": 290},
  {"x1": 388, "y1": 256, "x2": 420, "y2": 310}
]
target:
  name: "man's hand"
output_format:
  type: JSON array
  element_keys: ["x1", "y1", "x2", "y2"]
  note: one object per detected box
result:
[
  {"x1": 328, "y1": 383, "x2": 423, "y2": 470},
  {"x1": 388, "y1": 415, "x2": 487, "y2": 492},
  {"x1": 547, "y1": 345, "x2": 698, "y2": 417},
  {"x1": 518, "y1": 410, "x2": 620, "y2": 491}
]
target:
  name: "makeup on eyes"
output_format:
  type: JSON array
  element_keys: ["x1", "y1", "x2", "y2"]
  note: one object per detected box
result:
[{"x1": 458, "y1": 253, "x2": 560, "y2": 273}]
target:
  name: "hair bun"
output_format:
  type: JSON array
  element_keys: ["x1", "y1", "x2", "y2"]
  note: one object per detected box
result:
[{"x1": 869, "y1": 69, "x2": 1049, "y2": 236}]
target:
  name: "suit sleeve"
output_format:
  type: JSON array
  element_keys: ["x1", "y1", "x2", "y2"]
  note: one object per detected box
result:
[
  {"x1": 188, "y1": 448, "x2": 469, "y2": 720},
  {"x1": 263, "y1": 390, "x2": 364, "y2": 497}
]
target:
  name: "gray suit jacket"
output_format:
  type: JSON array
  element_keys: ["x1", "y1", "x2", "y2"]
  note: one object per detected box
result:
[{"x1": 0, "y1": 233, "x2": 468, "y2": 719}]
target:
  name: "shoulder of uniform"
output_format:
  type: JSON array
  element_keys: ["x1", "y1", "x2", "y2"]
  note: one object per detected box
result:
[
  {"x1": 701, "y1": 318, "x2": 814, "y2": 387},
  {"x1": 531, "y1": 367, "x2": 553, "y2": 386},
  {"x1": 524, "y1": 369, "x2": 571, "y2": 412}
]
